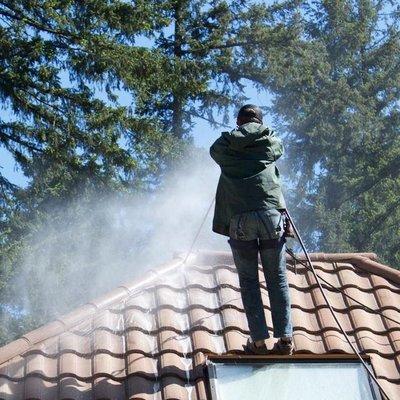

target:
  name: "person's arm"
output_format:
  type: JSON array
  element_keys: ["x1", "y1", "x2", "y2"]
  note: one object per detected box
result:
[
  {"x1": 209, "y1": 133, "x2": 240, "y2": 166},
  {"x1": 266, "y1": 130, "x2": 284, "y2": 161}
]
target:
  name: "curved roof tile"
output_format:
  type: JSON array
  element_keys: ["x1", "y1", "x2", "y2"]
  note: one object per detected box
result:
[{"x1": 0, "y1": 251, "x2": 399, "y2": 399}]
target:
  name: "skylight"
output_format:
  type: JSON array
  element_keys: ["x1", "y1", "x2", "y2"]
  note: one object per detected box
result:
[{"x1": 207, "y1": 359, "x2": 381, "y2": 400}]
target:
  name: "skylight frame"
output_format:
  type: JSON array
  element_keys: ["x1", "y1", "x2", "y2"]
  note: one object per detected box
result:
[{"x1": 204, "y1": 354, "x2": 382, "y2": 400}]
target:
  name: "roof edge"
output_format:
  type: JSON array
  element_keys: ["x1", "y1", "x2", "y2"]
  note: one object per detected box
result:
[
  {"x1": 195, "y1": 250, "x2": 377, "y2": 264},
  {"x1": 195, "y1": 250, "x2": 400, "y2": 284},
  {"x1": 347, "y1": 255, "x2": 400, "y2": 284},
  {"x1": 292, "y1": 252, "x2": 400, "y2": 284},
  {"x1": 0, "y1": 257, "x2": 184, "y2": 365}
]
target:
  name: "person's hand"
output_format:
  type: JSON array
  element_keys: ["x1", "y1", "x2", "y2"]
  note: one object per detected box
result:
[{"x1": 283, "y1": 212, "x2": 295, "y2": 238}]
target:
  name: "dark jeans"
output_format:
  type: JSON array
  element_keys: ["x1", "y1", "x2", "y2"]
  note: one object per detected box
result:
[{"x1": 228, "y1": 208, "x2": 293, "y2": 341}]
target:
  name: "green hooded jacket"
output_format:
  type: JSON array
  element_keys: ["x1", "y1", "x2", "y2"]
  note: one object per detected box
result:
[{"x1": 210, "y1": 122, "x2": 286, "y2": 236}]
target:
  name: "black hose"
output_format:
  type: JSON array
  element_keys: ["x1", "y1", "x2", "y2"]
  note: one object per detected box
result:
[{"x1": 285, "y1": 210, "x2": 391, "y2": 400}]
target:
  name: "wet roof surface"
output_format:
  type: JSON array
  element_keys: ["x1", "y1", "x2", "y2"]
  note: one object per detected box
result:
[{"x1": 0, "y1": 251, "x2": 399, "y2": 399}]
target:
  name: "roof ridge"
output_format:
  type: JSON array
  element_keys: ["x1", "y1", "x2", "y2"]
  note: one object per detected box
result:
[
  {"x1": 345, "y1": 255, "x2": 400, "y2": 284},
  {"x1": 0, "y1": 257, "x2": 185, "y2": 365},
  {"x1": 196, "y1": 250, "x2": 400, "y2": 284},
  {"x1": 306, "y1": 252, "x2": 400, "y2": 284},
  {"x1": 195, "y1": 250, "x2": 378, "y2": 263}
]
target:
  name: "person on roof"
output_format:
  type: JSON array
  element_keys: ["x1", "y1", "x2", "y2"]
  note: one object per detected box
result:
[{"x1": 210, "y1": 104, "x2": 293, "y2": 355}]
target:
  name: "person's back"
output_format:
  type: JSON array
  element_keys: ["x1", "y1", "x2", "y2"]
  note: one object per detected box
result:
[
  {"x1": 210, "y1": 104, "x2": 294, "y2": 355},
  {"x1": 210, "y1": 120, "x2": 286, "y2": 236}
]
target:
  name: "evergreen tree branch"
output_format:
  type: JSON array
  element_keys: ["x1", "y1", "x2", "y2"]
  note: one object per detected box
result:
[
  {"x1": 186, "y1": 110, "x2": 231, "y2": 128},
  {"x1": 0, "y1": 129, "x2": 43, "y2": 153},
  {"x1": 339, "y1": 156, "x2": 400, "y2": 206},
  {"x1": 0, "y1": 2, "x2": 77, "y2": 39}
]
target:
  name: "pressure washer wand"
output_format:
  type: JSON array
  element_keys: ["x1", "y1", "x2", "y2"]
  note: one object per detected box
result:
[{"x1": 284, "y1": 210, "x2": 391, "y2": 400}]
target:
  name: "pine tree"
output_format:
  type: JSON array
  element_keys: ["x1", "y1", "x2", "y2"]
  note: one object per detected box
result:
[
  {"x1": 117, "y1": 0, "x2": 298, "y2": 139},
  {"x1": 0, "y1": 0, "x2": 299, "y2": 343},
  {"x1": 260, "y1": 0, "x2": 400, "y2": 266}
]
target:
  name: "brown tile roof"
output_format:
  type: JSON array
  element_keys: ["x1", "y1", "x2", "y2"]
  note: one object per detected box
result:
[{"x1": 0, "y1": 251, "x2": 399, "y2": 399}]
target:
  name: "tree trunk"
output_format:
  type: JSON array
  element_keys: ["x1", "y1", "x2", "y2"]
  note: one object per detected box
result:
[{"x1": 172, "y1": 1, "x2": 185, "y2": 139}]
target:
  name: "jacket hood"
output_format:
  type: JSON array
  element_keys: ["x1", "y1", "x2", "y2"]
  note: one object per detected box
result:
[{"x1": 223, "y1": 122, "x2": 269, "y2": 150}]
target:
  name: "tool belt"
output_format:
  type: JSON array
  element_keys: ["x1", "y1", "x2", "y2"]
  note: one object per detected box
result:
[{"x1": 283, "y1": 211, "x2": 295, "y2": 238}]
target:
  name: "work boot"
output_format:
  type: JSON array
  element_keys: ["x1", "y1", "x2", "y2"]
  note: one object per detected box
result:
[
  {"x1": 268, "y1": 337, "x2": 294, "y2": 355},
  {"x1": 242, "y1": 338, "x2": 269, "y2": 355}
]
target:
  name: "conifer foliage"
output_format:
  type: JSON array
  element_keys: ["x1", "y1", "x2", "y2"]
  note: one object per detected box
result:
[
  {"x1": 0, "y1": 1, "x2": 295, "y2": 344},
  {"x1": 262, "y1": 0, "x2": 400, "y2": 266}
]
